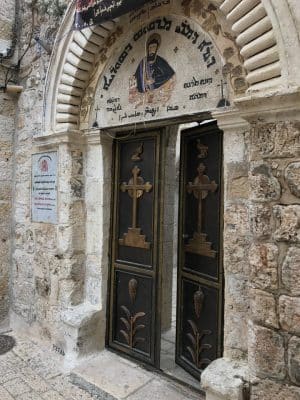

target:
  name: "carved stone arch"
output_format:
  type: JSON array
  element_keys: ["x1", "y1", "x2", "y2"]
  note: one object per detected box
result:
[
  {"x1": 43, "y1": 0, "x2": 296, "y2": 134},
  {"x1": 80, "y1": 6, "x2": 248, "y2": 129},
  {"x1": 82, "y1": 10, "x2": 245, "y2": 130}
]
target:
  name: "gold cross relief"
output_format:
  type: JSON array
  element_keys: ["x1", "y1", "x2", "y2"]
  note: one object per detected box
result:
[
  {"x1": 185, "y1": 163, "x2": 218, "y2": 258},
  {"x1": 119, "y1": 166, "x2": 153, "y2": 249}
]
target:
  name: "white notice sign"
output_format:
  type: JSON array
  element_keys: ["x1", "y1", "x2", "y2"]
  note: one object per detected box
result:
[{"x1": 32, "y1": 152, "x2": 58, "y2": 223}]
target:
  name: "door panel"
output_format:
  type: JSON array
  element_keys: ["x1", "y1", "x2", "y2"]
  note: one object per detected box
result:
[
  {"x1": 109, "y1": 132, "x2": 161, "y2": 367},
  {"x1": 113, "y1": 270, "x2": 153, "y2": 356},
  {"x1": 176, "y1": 122, "x2": 223, "y2": 380}
]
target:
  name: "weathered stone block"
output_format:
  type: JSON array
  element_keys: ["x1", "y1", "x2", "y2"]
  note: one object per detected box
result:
[
  {"x1": 70, "y1": 177, "x2": 84, "y2": 199},
  {"x1": 226, "y1": 162, "x2": 249, "y2": 200},
  {"x1": 57, "y1": 226, "x2": 73, "y2": 255},
  {"x1": 59, "y1": 279, "x2": 84, "y2": 307},
  {"x1": 71, "y1": 151, "x2": 84, "y2": 175},
  {"x1": 35, "y1": 225, "x2": 57, "y2": 252},
  {"x1": 85, "y1": 276, "x2": 102, "y2": 306},
  {"x1": 33, "y1": 251, "x2": 61, "y2": 280},
  {"x1": 223, "y1": 235, "x2": 249, "y2": 275},
  {"x1": 0, "y1": 140, "x2": 12, "y2": 159},
  {"x1": 0, "y1": 182, "x2": 11, "y2": 202},
  {"x1": 249, "y1": 204, "x2": 272, "y2": 238},
  {"x1": 285, "y1": 162, "x2": 300, "y2": 198},
  {"x1": 12, "y1": 280, "x2": 35, "y2": 322},
  {"x1": 288, "y1": 336, "x2": 300, "y2": 385},
  {"x1": 226, "y1": 274, "x2": 249, "y2": 314},
  {"x1": 224, "y1": 311, "x2": 248, "y2": 357},
  {"x1": 279, "y1": 295, "x2": 300, "y2": 334},
  {"x1": 250, "y1": 163, "x2": 281, "y2": 202},
  {"x1": 85, "y1": 255, "x2": 102, "y2": 277},
  {"x1": 229, "y1": 176, "x2": 250, "y2": 199},
  {"x1": 14, "y1": 228, "x2": 35, "y2": 254},
  {"x1": 14, "y1": 182, "x2": 30, "y2": 206},
  {"x1": 249, "y1": 289, "x2": 278, "y2": 329},
  {"x1": 224, "y1": 204, "x2": 249, "y2": 236},
  {"x1": 274, "y1": 205, "x2": 300, "y2": 243},
  {"x1": 0, "y1": 236, "x2": 10, "y2": 260},
  {"x1": 251, "y1": 379, "x2": 300, "y2": 400},
  {"x1": 249, "y1": 244, "x2": 279, "y2": 290},
  {"x1": 248, "y1": 323, "x2": 285, "y2": 379},
  {"x1": 0, "y1": 19, "x2": 14, "y2": 41},
  {"x1": 13, "y1": 249, "x2": 34, "y2": 281},
  {"x1": 61, "y1": 304, "x2": 105, "y2": 363},
  {"x1": 201, "y1": 358, "x2": 249, "y2": 400},
  {"x1": 251, "y1": 121, "x2": 300, "y2": 160},
  {"x1": 85, "y1": 179, "x2": 101, "y2": 210},
  {"x1": 60, "y1": 256, "x2": 85, "y2": 281},
  {"x1": 35, "y1": 277, "x2": 51, "y2": 298},
  {"x1": 0, "y1": 202, "x2": 11, "y2": 223},
  {"x1": 0, "y1": 276, "x2": 9, "y2": 315},
  {"x1": 282, "y1": 247, "x2": 300, "y2": 295}
]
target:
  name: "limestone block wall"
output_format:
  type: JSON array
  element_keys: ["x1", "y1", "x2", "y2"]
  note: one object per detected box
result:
[
  {"x1": 208, "y1": 111, "x2": 251, "y2": 363},
  {"x1": 8, "y1": 0, "x2": 110, "y2": 358},
  {"x1": 5, "y1": 3, "x2": 300, "y2": 392},
  {"x1": 160, "y1": 126, "x2": 180, "y2": 332},
  {"x1": 11, "y1": 1, "x2": 56, "y2": 330},
  {"x1": 0, "y1": 0, "x2": 15, "y2": 52},
  {"x1": 0, "y1": 74, "x2": 15, "y2": 328},
  {"x1": 0, "y1": 0, "x2": 16, "y2": 330},
  {"x1": 247, "y1": 119, "x2": 300, "y2": 398},
  {"x1": 222, "y1": 120, "x2": 251, "y2": 361},
  {"x1": 8, "y1": 0, "x2": 84, "y2": 351}
]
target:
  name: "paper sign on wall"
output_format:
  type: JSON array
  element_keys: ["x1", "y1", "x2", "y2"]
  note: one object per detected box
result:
[{"x1": 32, "y1": 152, "x2": 58, "y2": 223}]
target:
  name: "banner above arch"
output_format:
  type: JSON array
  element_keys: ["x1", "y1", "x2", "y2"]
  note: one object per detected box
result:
[
  {"x1": 92, "y1": 16, "x2": 230, "y2": 129},
  {"x1": 75, "y1": 0, "x2": 151, "y2": 29}
]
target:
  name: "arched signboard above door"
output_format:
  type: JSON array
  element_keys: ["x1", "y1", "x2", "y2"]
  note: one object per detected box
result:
[{"x1": 92, "y1": 15, "x2": 230, "y2": 129}]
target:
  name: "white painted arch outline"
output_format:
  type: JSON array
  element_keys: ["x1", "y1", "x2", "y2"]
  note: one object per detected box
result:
[{"x1": 43, "y1": 0, "x2": 300, "y2": 135}]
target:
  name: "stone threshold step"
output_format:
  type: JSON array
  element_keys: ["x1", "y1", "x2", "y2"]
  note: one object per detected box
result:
[{"x1": 71, "y1": 350, "x2": 203, "y2": 400}]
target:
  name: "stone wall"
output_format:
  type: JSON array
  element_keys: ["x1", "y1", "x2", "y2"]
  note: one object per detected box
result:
[
  {"x1": 221, "y1": 114, "x2": 251, "y2": 361},
  {"x1": 0, "y1": 74, "x2": 15, "y2": 329},
  {"x1": 248, "y1": 119, "x2": 300, "y2": 399},
  {"x1": 0, "y1": 0, "x2": 16, "y2": 329},
  {"x1": 3, "y1": 2, "x2": 300, "y2": 399},
  {"x1": 0, "y1": 0, "x2": 15, "y2": 52},
  {"x1": 9, "y1": 0, "x2": 74, "y2": 346},
  {"x1": 202, "y1": 104, "x2": 300, "y2": 400},
  {"x1": 8, "y1": 0, "x2": 110, "y2": 360}
]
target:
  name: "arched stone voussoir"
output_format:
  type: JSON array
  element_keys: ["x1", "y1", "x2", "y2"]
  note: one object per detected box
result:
[{"x1": 44, "y1": 0, "x2": 291, "y2": 134}]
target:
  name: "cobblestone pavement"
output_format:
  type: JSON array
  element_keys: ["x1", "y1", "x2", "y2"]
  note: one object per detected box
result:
[
  {"x1": 0, "y1": 332, "x2": 101, "y2": 400},
  {"x1": 0, "y1": 332, "x2": 202, "y2": 400}
]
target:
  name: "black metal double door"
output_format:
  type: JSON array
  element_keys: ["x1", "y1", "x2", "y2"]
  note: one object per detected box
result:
[
  {"x1": 176, "y1": 122, "x2": 223, "y2": 380},
  {"x1": 108, "y1": 124, "x2": 223, "y2": 377},
  {"x1": 108, "y1": 131, "x2": 162, "y2": 367}
]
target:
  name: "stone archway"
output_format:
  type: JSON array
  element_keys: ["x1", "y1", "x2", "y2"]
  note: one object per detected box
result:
[
  {"x1": 36, "y1": 1, "x2": 300, "y2": 398},
  {"x1": 42, "y1": 0, "x2": 300, "y2": 135}
]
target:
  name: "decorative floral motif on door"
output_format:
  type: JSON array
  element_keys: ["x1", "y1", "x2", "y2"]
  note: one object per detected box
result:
[
  {"x1": 186, "y1": 288, "x2": 212, "y2": 369},
  {"x1": 119, "y1": 278, "x2": 146, "y2": 349}
]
